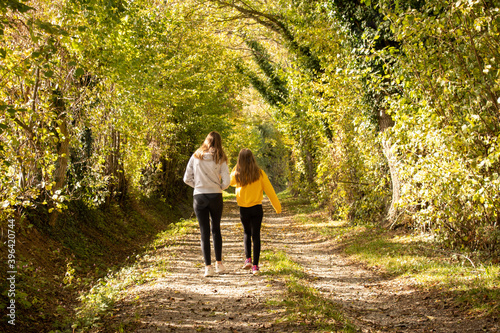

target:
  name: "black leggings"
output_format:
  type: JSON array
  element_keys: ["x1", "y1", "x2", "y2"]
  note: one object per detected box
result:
[
  {"x1": 193, "y1": 193, "x2": 223, "y2": 266},
  {"x1": 239, "y1": 204, "x2": 263, "y2": 266}
]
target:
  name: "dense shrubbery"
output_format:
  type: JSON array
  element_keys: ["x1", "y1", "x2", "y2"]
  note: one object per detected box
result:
[
  {"x1": 288, "y1": 0, "x2": 500, "y2": 255},
  {"x1": 215, "y1": 0, "x2": 499, "y2": 255},
  {"x1": 1, "y1": 0, "x2": 498, "y2": 256},
  {"x1": 385, "y1": 0, "x2": 500, "y2": 253},
  {"x1": 0, "y1": 0, "x2": 243, "y2": 225}
]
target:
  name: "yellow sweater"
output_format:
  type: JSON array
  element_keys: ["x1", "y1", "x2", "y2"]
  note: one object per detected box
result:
[{"x1": 230, "y1": 170, "x2": 282, "y2": 214}]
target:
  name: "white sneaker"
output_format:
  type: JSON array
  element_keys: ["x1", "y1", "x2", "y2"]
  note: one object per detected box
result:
[
  {"x1": 242, "y1": 258, "x2": 252, "y2": 270},
  {"x1": 215, "y1": 262, "x2": 225, "y2": 274},
  {"x1": 204, "y1": 265, "x2": 214, "y2": 277}
]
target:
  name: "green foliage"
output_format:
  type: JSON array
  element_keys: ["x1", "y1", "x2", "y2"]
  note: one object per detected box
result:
[
  {"x1": 0, "y1": 0, "x2": 33, "y2": 14},
  {"x1": 62, "y1": 0, "x2": 243, "y2": 202},
  {"x1": 0, "y1": 0, "x2": 245, "y2": 224},
  {"x1": 269, "y1": 1, "x2": 391, "y2": 221},
  {"x1": 227, "y1": 111, "x2": 290, "y2": 188},
  {"x1": 1, "y1": 0, "x2": 499, "y2": 307},
  {"x1": 224, "y1": 0, "x2": 499, "y2": 254},
  {"x1": 0, "y1": 0, "x2": 80, "y2": 222},
  {"x1": 0, "y1": 192, "x2": 183, "y2": 332},
  {"x1": 245, "y1": 39, "x2": 289, "y2": 106},
  {"x1": 379, "y1": 0, "x2": 500, "y2": 254}
]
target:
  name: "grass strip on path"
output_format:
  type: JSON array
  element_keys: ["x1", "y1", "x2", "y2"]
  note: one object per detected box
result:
[{"x1": 261, "y1": 250, "x2": 357, "y2": 332}]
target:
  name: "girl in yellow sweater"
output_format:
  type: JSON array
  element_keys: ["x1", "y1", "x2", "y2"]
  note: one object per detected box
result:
[{"x1": 230, "y1": 148, "x2": 281, "y2": 275}]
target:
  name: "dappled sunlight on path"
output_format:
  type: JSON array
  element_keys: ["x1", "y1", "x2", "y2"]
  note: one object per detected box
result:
[
  {"x1": 100, "y1": 199, "x2": 289, "y2": 332},
  {"x1": 98, "y1": 199, "x2": 498, "y2": 333},
  {"x1": 274, "y1": 208, "x2": 498, "y2": 333}
]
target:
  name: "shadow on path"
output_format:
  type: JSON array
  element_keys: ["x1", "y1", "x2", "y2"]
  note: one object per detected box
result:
[{"x1": 99, "y1": 199, "x2": 498, "y2": 333}]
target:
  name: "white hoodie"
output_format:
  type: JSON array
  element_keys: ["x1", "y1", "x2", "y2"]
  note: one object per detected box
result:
[{"x1": 183, "y1": 153, "x2": 230, "y2": 195}]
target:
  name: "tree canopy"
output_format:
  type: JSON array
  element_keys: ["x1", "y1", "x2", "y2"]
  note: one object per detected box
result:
[{"x1": 1, "y1": 0, "x2": 499, "y2": 255}]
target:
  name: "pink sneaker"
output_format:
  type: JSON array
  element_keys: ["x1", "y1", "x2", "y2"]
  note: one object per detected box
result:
[
  {"x1": 252, "y1": 265, "x2": 260, "y2": 275},
  {"x1": 242, "y1": 258, "x2": 252, "y2": 270}
]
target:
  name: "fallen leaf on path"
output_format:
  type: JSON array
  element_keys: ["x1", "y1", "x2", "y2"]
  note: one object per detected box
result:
[{"x1": 170, "y1": 297, "x2": 186, "y2": 302}]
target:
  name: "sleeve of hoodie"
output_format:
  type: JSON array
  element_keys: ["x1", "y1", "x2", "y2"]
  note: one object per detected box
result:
[
  {"x1": 261, "y1": 171, "x2": 282, "y2": 214},
  {"x1": 183, "y1": 155, "x2": 195, "y2": 188},
  {"x1": 220, "y1": 161, "x2": 230, "y2": 190}
]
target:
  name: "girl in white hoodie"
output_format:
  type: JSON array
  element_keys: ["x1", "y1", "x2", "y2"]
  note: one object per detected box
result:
[{"x1": 183, "y1": 131, "x2": 230, "y2": 276}]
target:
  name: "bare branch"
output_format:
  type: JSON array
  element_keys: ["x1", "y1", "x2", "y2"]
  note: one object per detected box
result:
[{"x1": 31, "y1": 67, "x2": 40, "y2": 113}]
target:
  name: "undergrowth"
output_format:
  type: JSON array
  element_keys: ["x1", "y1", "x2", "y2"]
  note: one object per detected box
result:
[{"x1": 0, "y1": 194, "x2": 190, "y2": 333}]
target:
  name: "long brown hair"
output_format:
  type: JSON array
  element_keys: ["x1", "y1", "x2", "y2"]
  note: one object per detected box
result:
[
  {"x1": 234, "y1": 148, "x2": 261, "y2": 186},
  {"x1": 194, "y1": 131, "x2": 228, "y2": 164}
]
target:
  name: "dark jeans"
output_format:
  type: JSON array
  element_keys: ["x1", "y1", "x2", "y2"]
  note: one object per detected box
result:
[
  {"x1": 239, "y1": 204, "x2": 264, "y2": 266},
  {"x1": 193, "y1": 193, "x2": 223, "y2": 266}
]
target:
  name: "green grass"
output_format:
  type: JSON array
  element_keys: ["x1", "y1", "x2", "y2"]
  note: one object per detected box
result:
[
  {"x1": 341, "y1": 229, "x2": 500, "y2": 316},
  {"x1": 278, "y1": 188, "x2": 318, "y2": 215},
  {"x1": 280, "y1": 194, "x2": 500, "y2": 318},
  {"x1": 262, "y1": 250, "x2": 307, "y2": 279},
  {"x1": 222, "y1": 191, "x2": 236, "y2": 200},
  {"x1": 150, "y1": 217, "x2": 198, "y2": 249},
  {"x1": 261, "y1": 250, "x2": 357, "y2": 332}
]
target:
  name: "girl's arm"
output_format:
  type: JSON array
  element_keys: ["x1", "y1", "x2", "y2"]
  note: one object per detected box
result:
[
  {"x1": 261, "y1": 171, "x2": 281, "y2": 214},
  {"x1": 183, "y1": 156, "x2": 195, "y2": 188},
  {"x1": 220, "y1": 162, "x2": 231, "y2": 190},
  {"x1": 229, "y1": 168, "x2": 237, "y2": 187}
]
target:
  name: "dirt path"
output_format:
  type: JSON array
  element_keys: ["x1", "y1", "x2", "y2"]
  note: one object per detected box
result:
[
  {"x1": 280, "y1": 218, "x2": 498, "y2": 333},
  {"x1": 98, "y1": 199, "x2": 498, "y2": 332}
]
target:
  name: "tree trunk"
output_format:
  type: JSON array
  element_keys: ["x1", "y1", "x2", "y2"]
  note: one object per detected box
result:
[
  {"x1": 382, "y1": 137, "x2": 400, "y2": 224},
  {"x1": 53, "y1": 120, "x2": 69, "y2": 192},
  {"x1": 49, "y1": 90, "x2": 69, "y2": 227},
  {"x1": 106, "y1": 128, "x2": 127, "y2": 204},
  {"x1": 379, "y1": 109, "x2": 401, "y2": 227}
]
